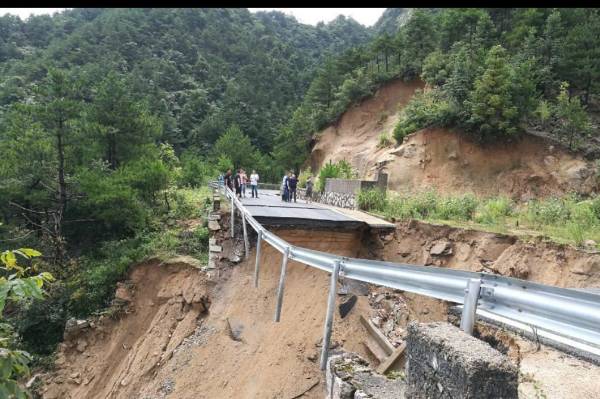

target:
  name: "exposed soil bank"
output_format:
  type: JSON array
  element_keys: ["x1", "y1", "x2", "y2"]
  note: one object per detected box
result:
[
  {"x1": 375, "y1": 219, "x2": 600, "y2": 288},
  {"x1": 41, "y1": 260, "x2": 210, "y2": 399},
  {"x1": 39, "y1": 215, "x2": 600, "y2": 398},
  {"x1": 311, "y1": 79, "x2": 598, "y2": 199},
  {"x1": 40, "y1": 228, "x2": 374, "y2": 399}
]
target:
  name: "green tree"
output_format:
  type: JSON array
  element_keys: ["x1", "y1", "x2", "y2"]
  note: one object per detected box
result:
[
  {"x1": 554, "y1": 82, "x2": 592, "y2": 149},
  {"x1": 0, "y1": 248, "x2": 53, "y2": 398},
  {"x1": 85, "y1": 71, "x2": 162, "y2": 169},
  {"x1": 212, "y1": 125, "x2": 264, "y2": 171},
  {"x1": 466, "y1": 45, "x2": 520, "y2": 140}
]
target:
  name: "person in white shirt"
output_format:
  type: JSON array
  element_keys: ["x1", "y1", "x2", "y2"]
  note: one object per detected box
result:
[{"x1": 250, "y1": 170, "x2": 259, "y2": 198}]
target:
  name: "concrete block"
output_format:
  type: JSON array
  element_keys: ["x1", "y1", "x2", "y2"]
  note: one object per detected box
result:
[
  {"x1": 405, "y1": 322, "x2": 518, "y2": 399},
  {"x1": 209, "y1": 245, "x2": 222, "y2": 253},
  {"x1": 208, "y1": 220, "x2": 221, "y2": 231},
  {"x1": 209, "y1": 238, "x2": 217, "y2": 245}
]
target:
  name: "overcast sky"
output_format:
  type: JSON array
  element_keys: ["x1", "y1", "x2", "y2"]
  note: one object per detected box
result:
[{"x1": 1, "y1": 8, "x2": 386, "y2": 26}]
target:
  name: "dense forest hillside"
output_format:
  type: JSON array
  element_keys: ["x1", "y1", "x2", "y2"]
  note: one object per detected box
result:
[
  {"x1": 0, "y1": 9, "x2": 372, "y2": 392},
  {"x1": 276, "y1": 8, "x2": 600, "y2": 171},
  {"x1": 0, "y1": 8, "x2": 370, "y2": 154}
]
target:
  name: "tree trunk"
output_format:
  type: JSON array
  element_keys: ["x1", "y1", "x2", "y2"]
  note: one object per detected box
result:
[
  {"x1": 55, "y1": 118, "x2": 67, "y2": 265},
  {"x1": 108, "y1": 133, "x2": 117, "y2": 169},
  {"x1": 384, "y1": 50, "x2": 389, "y2": 72}
]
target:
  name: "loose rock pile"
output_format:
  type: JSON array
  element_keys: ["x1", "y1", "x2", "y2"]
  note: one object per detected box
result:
[{"x1": 367, "y1": 288, "x2": 409, "y2": 347}]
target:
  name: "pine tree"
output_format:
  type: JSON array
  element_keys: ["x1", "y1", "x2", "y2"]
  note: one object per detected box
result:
[
  {"x1": 466, "y1": 45, "x2": 520, "y2": 140},
  {"x1": 555, "y1": 82, "x2": 592, "y2": 149}
]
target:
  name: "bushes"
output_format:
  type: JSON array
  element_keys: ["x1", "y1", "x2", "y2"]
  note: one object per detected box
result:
[
  {"x1": 475, "y1": 197, "x2": 513, "y2": 225},
  {"x1": 433, "y1": 194, "x2": 478, "y2": 221},
  {"x1": 357, "y1": 189, "x2": 386, "y2": 211},
  {"x1": 364, "y1": 189, "x2": 599, "y2": 248},
  {"x1": 179, "y1": 152, "x2": 214, "y2": 187},
  {"x1": 298, "y1": 167, "x2": 312, "y2": 189},
  {"x1": 377, "y1": 132, "x2": 393, "y2": 148},
  {"x1": 316, "y1": 160, "x2": 356, "y2": 192},
  {"x1": 393, "y1": 88, "x2": 455, "y2": 142}
]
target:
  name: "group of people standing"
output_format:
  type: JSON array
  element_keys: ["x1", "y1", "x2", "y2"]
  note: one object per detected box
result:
[
  {"x1": 221, "y1": 168, "x2": 314, "y2": 204},
  {"x1": 281, "y1": 172, "x2": 313, "y2": 203},
  {"x1": 223, "y1": 168, "x2": 259, "y2": 199},
  {"x1": 281, "y1": 171, "x2": 297, "y2": 203}
]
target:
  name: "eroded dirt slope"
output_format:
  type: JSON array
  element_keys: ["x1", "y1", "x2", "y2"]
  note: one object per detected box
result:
[
  {"x1": 372, "y1": 220, "x2": 600, "y2": 288},
  {"x1": 136, "y1": 229, "x2": 373, "y2": 399},
  {"x1": 41, "y1": 229, "x2": 373, "y2": 399},
  {"x1": 311, "y1": 80, "x2": 598, "y2": 199},
  {"x1": 41, "y1": 260, "x2": 210, "y2": 399}
]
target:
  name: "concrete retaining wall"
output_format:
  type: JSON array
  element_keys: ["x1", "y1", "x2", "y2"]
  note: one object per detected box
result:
[{"x1": 405, "y1": 322, "x2": 518, "y2": 399}]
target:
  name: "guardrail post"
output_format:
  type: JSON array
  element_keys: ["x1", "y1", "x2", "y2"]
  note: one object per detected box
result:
[
  {"x1": 230, "y1": 196, "x2": 235, "y2": 238},
  {"x1": 254, "y1": 230, "x2": 263, "y2": 288},
  {"x1": 320, "y1": 260, "x2": 341, "y2": 370},
  {"x1": 242, "y1": 212, "x2": 249, "y2": 259},
  {"x1": 274, "y1": 246, "x2": 291, "y2": 322},
  {"x1": 460, "y1": 278, "x2": 482, "y2": 335}
]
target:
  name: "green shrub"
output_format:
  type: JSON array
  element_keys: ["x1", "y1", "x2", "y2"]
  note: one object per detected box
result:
[
  {"x1": 383, "y1": 191, "x2": 439, "y2": 220},
  {"x1": 357, "y1": 189, "x2": 387, "y2": 211},
  {"x1": 568, "y1": 200, "x2": 598, "y2": 228},
  {"x1": 316, "y1": 160, "x2": 357, "y2": 192},
  {"x1": 433, "y1": 194, "x2": 478, "y2": 221},
  {"x1": 179, "y1": 152, "x2": 213, "y2": 187},
  {"x1": 526, "y1": 198, "x2": 570, "y2": 226},
  {"x1": 475, "y1": 197, "x2": 514, "y2": 225},
  {"x1": 393, "y1": 88, "x2": 455, "y2": 142},
  {"x1": 566, "y1": 222, "x2": 585, "y2": 247},
  {"x1": 377, "y1": 132, "x2": 393, "y2": 148},
  {"x1": 298, "y1": 167, "x2": 313, "y2": 189}
]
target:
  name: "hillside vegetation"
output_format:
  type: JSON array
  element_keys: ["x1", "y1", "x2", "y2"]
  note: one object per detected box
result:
[
  {"x1": 0, "y1": 8, "x2": 371, "y2": 389},
  {"x1": 277, "y1": 8, "x2": 600, "y2": 170}
]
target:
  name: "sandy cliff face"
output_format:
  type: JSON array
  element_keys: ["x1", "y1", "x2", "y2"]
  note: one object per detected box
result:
[{"x1": 311, "y1": 80, "x2": 598, "y2": 199}]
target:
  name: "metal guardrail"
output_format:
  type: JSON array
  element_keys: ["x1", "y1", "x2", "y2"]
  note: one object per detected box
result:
[{"x1": 209, "y1": 181, "x2": 600, "y2": 368}]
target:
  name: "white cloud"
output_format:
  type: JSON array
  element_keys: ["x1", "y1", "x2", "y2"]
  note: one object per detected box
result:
[
  {"x1": 249, "y1": 8, "x2": 386, "y2": 27},
  {"x1": 1, "y1": 8, "x2": 387, "y2": 27},
  {"x1": 1, "y1": 8, "x2": 67, "y2": 19}
]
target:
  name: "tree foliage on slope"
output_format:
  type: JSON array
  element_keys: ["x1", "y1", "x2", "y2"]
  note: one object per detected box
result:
[{"x1": 277, "y1": 8, "x2": 600, "y2": 170}]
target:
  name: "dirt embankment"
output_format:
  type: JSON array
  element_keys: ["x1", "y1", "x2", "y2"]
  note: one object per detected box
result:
[
  {"x1": 41, "y1": 228, "x2": 374, "y2": 399},
  {"x1": 372, "y1": 219, "x2": 600, "y2": 288},
  {"x1": 311, "y1": 79, "x2": 598, "y2": 199},
  {"x1": 41, "y1": 260, "x2": 210, "y2": 399},
  {"x1": 39, "y1": 211, "x2": 600, "y2": 398}
]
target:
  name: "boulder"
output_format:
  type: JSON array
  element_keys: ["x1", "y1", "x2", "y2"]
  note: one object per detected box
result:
[
  {"x1": 208, "y1": 220, "x2": 221, "y2": 231},
  {"x1": 64, "y1": 318, "x2": 90, "y2": 341},
  {"x1": 430, "y1": 241, "x2": 452, "y2": 256}
]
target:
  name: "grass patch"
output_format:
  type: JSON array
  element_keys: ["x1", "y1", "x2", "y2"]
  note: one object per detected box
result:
[{"x1": 359, "y1": 188, "x2": 600, "y2": 249}]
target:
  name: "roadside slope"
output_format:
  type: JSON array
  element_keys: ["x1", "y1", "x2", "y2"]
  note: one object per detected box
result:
[{"x1": 310, "y1": 80, "x2": 598, "y2": 199}]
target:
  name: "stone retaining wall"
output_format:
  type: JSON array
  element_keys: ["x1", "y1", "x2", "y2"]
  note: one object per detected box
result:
[{"x1": 312, "y1": 191, "x2": 356, "y2": 209}]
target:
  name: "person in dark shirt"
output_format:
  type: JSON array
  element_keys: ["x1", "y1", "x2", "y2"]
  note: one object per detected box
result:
[
  {"x1": 234, "y1": 169, "x2": 242, "y2": 198},
  {"x1": 288, "y1": 173, "x2": 298, "y2": 203},
  {"x1": 224, "y1": 169, "x2": 233, "y2": 191},
  {"x1": 305, "y1": 176, "x2": 314, "y2": 203}
]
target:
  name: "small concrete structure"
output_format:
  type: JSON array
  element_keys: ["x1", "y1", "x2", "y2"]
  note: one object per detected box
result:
[
  {"x1": 325, "y1": 173, "x2": 388, "y2": 195},
  {"x1": 315, "y1": 173, "x2": 387, "y2": 210},
  {"x1": 405, "y1": 322, "x2": 518, "y2": 399}
]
